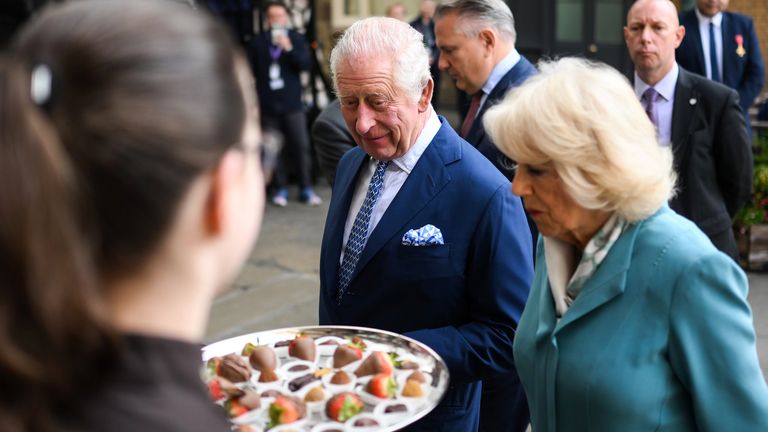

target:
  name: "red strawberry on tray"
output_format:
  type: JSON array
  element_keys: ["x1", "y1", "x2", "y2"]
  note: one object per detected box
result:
[
  {"x1": 207, "y1": 377, "x2": 243, "y2": 401},
  {"x1": 268, "y1": 394, "x2": 306, "y2": 427},
  {"x1": 325, "y1": 392, "x2": 364, "y2": 422},
  {"x1": 223, "y1": 398, "x2": 249, "y2": 418},
  {"x1": 366, "y1": 373, "x2": 397, "y2": 399}
]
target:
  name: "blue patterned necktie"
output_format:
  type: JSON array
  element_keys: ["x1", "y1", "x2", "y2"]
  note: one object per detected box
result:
[
  {"x1": 709, "y1": 21, "x2": 721, "y2": 82},
  {"x1": 337, "y1": 160, "x2": 389, "y2": 303}
]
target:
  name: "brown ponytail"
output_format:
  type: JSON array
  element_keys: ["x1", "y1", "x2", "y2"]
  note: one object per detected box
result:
[{"x1": 0, "y1": 57, "x2": 114, "y2": 431}]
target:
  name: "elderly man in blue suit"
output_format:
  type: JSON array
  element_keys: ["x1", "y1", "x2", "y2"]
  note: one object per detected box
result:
[
  {"x1": 676, "y1": 0, "x2": 764, "y2": 122},
  {"x1": 434, "y1": 1, "x2": 536, "y2": 430},
  {"x1": 318, "y1": 16, "x2": 533, "y2": 432}
]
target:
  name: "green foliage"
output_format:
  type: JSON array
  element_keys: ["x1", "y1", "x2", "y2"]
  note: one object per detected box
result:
[{"x1": 736, "y1": 134, "x2": 768, "y2": 226}]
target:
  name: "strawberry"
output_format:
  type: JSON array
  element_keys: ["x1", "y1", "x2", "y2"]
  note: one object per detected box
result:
[
  {"x1": 325, "y1": 392, "x2": 364, "y2": 422},
  {"x1": 223, "y1": 399, "x2": 248, "y2": 418},
  {"x1": 207, "y1": 379, "x2": 224, "y2": 401},
  {"x1": 288, "y1": 336, "x2": 316, "y2": 361},
  {"x1": 367, "y1": 373, "x2": 397, "y2": 399},
  {"x1": 268, "y1": 395, "x2": 305, "y2": 427},
  {"x1": 354, "y1": 351, "x2": 394, "y2": 377},
  {"x1": 349, "y1": 336, "x2": 367, "y2": 351}
]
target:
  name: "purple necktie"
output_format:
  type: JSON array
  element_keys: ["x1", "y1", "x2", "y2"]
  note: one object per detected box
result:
[{"x1": 642, "y1": 87, "x2": 661, "y2": 131}]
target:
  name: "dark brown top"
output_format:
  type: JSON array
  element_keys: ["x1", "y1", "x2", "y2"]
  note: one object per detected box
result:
[{"x1": 65, "y1": 334, "x2": 229, "y2": 432}]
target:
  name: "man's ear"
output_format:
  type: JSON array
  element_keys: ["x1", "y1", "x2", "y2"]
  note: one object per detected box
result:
[
  {"x1": 674, "y1": 25, "x2": 685, "y2": 48},
  {"x1": 204, "y1": 150, "x2": 240, "y2": 235},
  {"x1": 418, "y1": 78, "x2": 434, "y2": 112},
  {"x1": 478, "y1": 28, "x2": 496, "y2": 52}
]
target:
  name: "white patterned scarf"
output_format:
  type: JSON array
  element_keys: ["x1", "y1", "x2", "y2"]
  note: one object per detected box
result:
[{"x1": 544, "y1": 213, "x2": 628, "y2": 318}]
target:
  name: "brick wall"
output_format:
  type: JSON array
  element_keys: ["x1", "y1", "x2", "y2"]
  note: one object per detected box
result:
[{"x1": 728, "y1": 0, "x2": 768, "y2": 99}]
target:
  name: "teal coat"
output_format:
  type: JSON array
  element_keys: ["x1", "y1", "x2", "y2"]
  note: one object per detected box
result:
[{"x1": 514, "y1": 206, "x2": 768, "y2": 431}]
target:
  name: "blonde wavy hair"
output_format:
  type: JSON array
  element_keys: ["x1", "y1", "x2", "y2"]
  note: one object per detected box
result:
[{"x1": 484, "y1": 57, "x2": 676, "y2": 222}]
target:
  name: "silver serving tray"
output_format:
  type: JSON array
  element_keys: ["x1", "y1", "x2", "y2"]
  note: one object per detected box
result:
[{"x1": 202, "y1": 325, "x2": 450, "y2": 431}]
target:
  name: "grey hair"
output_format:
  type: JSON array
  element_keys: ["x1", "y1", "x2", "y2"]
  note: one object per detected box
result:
[
  {"x1": 435, "y1": 0, "x2": 516, "y2": 45},
  {"x1": 330, "y1": 17, "x2": 431, "y2": 102}
]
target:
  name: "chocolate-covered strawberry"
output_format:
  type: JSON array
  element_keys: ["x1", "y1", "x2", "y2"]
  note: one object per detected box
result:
[
  {"x1": 325, "y1": 392, "x2": 364, "y2": 422},
  {"x1": 288, "y1": 336, "x2": 316, "y2": 361},
  {"x1": 258, "y1": 368, "x2": 279, "y2": 383},
  {"x1": 207, "y1": 353, "x2": 251, "y2": 383},
  {"x1": 268, "y1": 394, "x2": 306, "y2": 427},
  {"x1": 237, "y1": 388, "x2": 261, "y2": 410},
  {"x1": 332, "y1": 344, "x2": 362, "y2": 368},
  {"x1": 207, "y1": 376, "x2": 243, "y2": 401},
  {"x1": 248, "y1": 345, "x2": 277, "y2": 371},
  {"x1": 354, "y1": 351, "x2": 393, "y2": 377},
  {"x1": 366, "y1": 373, "x2": 397, "y2": 399}
]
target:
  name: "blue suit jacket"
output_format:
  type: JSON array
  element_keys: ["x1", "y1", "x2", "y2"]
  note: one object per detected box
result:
[
  {"x1": 514, "y1": 206, "x2": 768, "y2": 432},
  {"x1": 462, "y1": 54, "x2": 538, "y2": 432},
  {"x1": 677, "y1": 10, "x2": 765, "y2": 112},
  {"x1": 464, "y1": 56, "x2": 537, "y2": 181},
  {"x1": 319, "y1": 118, "x2": 533, "y2": 431}
]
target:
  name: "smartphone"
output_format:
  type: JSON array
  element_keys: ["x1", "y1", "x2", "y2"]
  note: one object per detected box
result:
[{"x1": 271, "y1": 27, "x2": 287, "y2": 44}]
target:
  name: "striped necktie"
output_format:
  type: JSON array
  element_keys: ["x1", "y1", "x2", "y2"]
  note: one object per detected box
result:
[{"x1": 337, "y1": 160, "x2": 389, "y2": 303}]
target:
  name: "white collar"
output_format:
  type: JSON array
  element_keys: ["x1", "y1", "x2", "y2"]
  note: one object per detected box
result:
[
  {"x1": 387, "y1": 109, "x2": 441, "y2": 175},
  {"x1": 695, "y1": 7, "x2": 723, "y2": 27},
  {"x1": 482, "y1": 49, "x2": 521, "y2": 97},
  {"x1": 634, "y1": 62, "x2": 679, "y2": 102}
]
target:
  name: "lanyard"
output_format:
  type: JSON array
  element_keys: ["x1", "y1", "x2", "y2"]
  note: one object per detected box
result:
[{"x1": 269, "y1": 45, "x2": 283, "y2": 61}]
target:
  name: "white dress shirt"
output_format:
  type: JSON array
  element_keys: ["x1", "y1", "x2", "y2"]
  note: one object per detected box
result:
[
  {"x1": 479, "y1": 49, "x2": 521, "y2": 108},
  {"x1": 340, "y1": 109, "x2": 442, "y2": 264},
  {"x1": 695, "y1": 7, "x2": 723, "y2": 81},
  {"x1": 634, "y1": 63, "x2": 679, "y2": 146}
]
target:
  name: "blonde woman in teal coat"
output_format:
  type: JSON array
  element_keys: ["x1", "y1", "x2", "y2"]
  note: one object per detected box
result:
[{"x1": 485, "y1": 56, "x2": 768, "y2": 431}]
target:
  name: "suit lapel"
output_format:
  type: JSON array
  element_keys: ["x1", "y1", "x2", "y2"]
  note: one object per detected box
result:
[
  {"x1": 721, "y1": 13, "x2": 735, "y2": 85},
  {"x1": 671, "y1": 69, "x2": 698, "y2": 161},
  {"x1": 553, "y1": 224, "x2": 638, "y2": 334},
  {"x1": 683, "y1": 12, "x2": 706, "y2": 73},
  {"x1": 349, "y1": 121, "x2": 455, "y2": 281},
  {"x1": 466, "y1": 57, "x2": 535, "y2": 143},
  {"x1": 321, "y1": 150, "x2": 367, "y2": 293}
]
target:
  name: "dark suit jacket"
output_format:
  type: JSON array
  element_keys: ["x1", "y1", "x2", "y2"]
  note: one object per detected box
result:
[
  {"x1": 462, "y1": 54, "x2": 537, "y2": 432},
  {"x1": 310, "y1": 99, "x2": 355, "y2": 187},
  {"x1": 677, "y1": 10, "x2": 765, "y2": 112},
  {"x1": 463, "y1": 56, "x2": 537, "y2": 180},
  {"x1": 666, "y1": 67, "x2": 752, "y2": 258},
  {"x1": 319, "y1": 118, "x2": 534, "y2": 432},
  {"x1": 247, "y1": 29, "x2": 311, "y2": 115}
]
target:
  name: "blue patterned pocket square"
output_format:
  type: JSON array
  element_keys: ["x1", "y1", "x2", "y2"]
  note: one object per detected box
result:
[{"x1": 402, "y1": 224, "x2": 444, "y2": 246}]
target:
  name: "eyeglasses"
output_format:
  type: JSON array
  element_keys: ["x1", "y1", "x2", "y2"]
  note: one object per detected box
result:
[{"x1": 234, "y1": 128, "x2": 282, "y2": 183}]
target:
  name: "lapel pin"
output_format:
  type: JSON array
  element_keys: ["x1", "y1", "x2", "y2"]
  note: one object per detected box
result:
[{"x1": 689, "y1": 98, "x2": 697, "y2": 106}]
